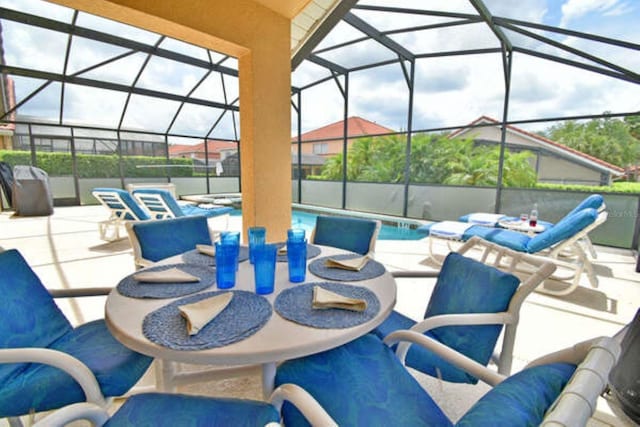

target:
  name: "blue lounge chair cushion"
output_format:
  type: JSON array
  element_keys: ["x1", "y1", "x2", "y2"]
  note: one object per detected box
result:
[
  {"x1": 130, "y1": 215, "x2": 213, "y2": 263},
  {"x1": 462, "y1": 226, "x2": 531, "y2": 252},
  {"x1": 1, "y1": 320, "x2": 153, "y2": 417},
  {"x1": 566, "y1": 194, "x2": 604, "y2": 216},
  {"x1": 526, "y1": 208, "x2": 598, "y2": 253},
  {"x1": 133, "y1": 188, "x2": 232, "y2": 219},
  {"x1": 92, "y1": 187, "x2": 150, "y2": 220},
  {"x1": 276, "y1": 333, "x2": 453, "y2": 427},
  {"x1": 456, "y1": 363, "x2": 576, "y2": 426},
  {"x1": 312, "y1": 215, "x2": 377, "y2": 255},
  {"x1": 105, "y1": 393, "x2": 280, "y2": 427}
]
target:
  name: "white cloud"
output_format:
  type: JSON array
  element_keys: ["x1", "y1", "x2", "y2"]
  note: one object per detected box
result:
[{"x1": 560, "y1": 0, "x2": 623, "y2": 26}]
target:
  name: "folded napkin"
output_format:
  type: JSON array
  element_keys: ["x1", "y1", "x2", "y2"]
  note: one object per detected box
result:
[
  {"x1": 312, "y1": 286, "x2": 367, "y2": 312},
  {"x1": 196, "y1": 244, "x2": 216, "y2": 257},
  {"x1": 278, "y1": 246, "x2": 288, "y2": 255},
  {"x1": 324, "y1": 255, "x2": 369, "y2": 271},
  {"x1": 133, "y1": 267, "x2": 200, "y2": 283},
  {"x1": 178, "y1": 292, "x2": 233, "y2": 335}
]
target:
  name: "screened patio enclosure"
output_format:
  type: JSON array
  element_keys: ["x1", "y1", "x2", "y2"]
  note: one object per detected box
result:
[{"x1": 0, "y1": 0, "x2": 640, "y2": 247}]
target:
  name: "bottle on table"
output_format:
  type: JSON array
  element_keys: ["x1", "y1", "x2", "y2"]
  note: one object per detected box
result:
[{"x1": 529, "y1": 203, "x2": 538, "y2": 227}]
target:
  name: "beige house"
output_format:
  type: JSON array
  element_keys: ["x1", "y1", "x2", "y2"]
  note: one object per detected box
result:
[{"x1": 451, "y1": 116, "x2": 624, "y2": 186}]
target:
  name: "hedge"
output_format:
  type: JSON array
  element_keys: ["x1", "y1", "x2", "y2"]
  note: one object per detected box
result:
[{"x1": 0, "y1": 150, "x2": 194, "y2": 178}]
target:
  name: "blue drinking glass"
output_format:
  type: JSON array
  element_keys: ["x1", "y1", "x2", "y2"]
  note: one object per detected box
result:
[
  {"x1": 221, "y1": 231, "x2": 240, "y2": 271},
  {"x1": 253, "y1": 243, "x2": 277, "y2": 295},
  {"x1": 287, "y1": 228, "x2": 306, "y2": 243},
  {"x1": 215, "y1": 241, "x2": 236, "y2": 289},
  {"x1": 286, "y1": 239, "x2": 307, "y2": 283},
  {"x1": 249, "y1": 226, "x2": 266, "y2": 264}
]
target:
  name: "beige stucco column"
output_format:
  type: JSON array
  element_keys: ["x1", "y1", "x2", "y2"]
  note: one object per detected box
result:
[{"x1": 50, "y1": 0, "x2": 293, "y2": 242}]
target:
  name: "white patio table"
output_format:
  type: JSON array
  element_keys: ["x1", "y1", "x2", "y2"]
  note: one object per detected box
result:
[{"x1": 105, "y1": 244, "x2": 396, "y2": 398}]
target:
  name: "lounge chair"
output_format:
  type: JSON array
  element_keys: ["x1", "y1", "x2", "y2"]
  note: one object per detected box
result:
[
  {"x1": 457, "y1": 194, "x2": 605, "y2": 258},
  {"x1": 421, "y1": 207, "x2": 608, "y2": 296},
  {"x1": 131, "y1": 188, "x2": 233, "y2": 228},
  {"x1": 92, "y1": 188, "x2": 151, "y2": 241}
]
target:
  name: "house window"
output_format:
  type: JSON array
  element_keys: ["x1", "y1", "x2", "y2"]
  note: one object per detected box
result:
[{"x1": 313, "y1": 143, "x2": 328, "y2": 154}]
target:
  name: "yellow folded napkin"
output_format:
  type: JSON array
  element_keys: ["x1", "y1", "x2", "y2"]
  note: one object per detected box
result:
[
  {"x1": 312, "y1": 286, "x2": 367, "y2": 312},
  {"x1": 178, "y1": 292, "x2": 233, "y2": 336},
  {"x1": 196, "y1": 244, "x2": 216, "y2": 257},
  {"x1": 133, "y1": 267, "x2": 199, "y2": 283},
  {"x1": 324, "y1": 255, "x2": 370, "y2": 271},
  {"x1": 278, "y1": 246, "x2": 287, "y2": 255}
]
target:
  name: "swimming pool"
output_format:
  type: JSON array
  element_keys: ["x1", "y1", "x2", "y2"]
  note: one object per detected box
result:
[{"x1": 230, "y1": 208, "x2": 425, "y2": 241}]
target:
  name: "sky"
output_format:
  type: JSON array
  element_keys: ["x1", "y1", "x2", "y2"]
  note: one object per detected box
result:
[{"x1": 1, "y1": 0, "x2": 639, "y2": 142}]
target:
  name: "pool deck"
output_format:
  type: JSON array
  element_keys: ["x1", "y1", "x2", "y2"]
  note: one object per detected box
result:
[{"x1": 0, "y1": 204, "x2": 638, "y2": 425}]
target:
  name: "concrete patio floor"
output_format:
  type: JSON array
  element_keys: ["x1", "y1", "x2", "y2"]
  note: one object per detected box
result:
[{"x1": 0, "y1": 205, "x2": 638, "y2": 425}]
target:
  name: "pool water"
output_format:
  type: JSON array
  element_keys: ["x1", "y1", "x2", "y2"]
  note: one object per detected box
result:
[{"x1": 230, "y1": 209, "x2": 424, "y2": 241}]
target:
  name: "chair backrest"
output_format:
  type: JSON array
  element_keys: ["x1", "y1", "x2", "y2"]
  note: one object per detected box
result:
[
  {"x1": 92, "y1": 188, "x2": 150, "y2": 221},
  {"x1": 0, "y1": 249, "x2": 72, "y2": 383},
  {"x1": 526, "y1": 207, "x2": 599, "y2": 253},
  {"x1": 126, "y1": 215, "x2": 213, "y2": 267},
  {"x1": 311, "y1": 215, "x2": 380, "y2": 255},
  {"x1": 132, "y1": 188, "x2": 184, "y2": 219}
]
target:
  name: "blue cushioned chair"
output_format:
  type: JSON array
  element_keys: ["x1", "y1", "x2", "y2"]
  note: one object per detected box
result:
[
  {"x1": 92, "y1": 188, "x2": 151, "y2": 241},
  {"x1": 132, "y1": 188, "x2": 233, "y2": 221},
  {"x1": 0, "y1": 249, "x2": 153, "y2": 424},
  {"x1": 273, "y1": 333, "x2": 619, "y2": 427},
  {"x1": 422, "y1": 208, "x2": 607, "y2": 296},
  {"x1": 374, "y1": 237, "x2": 556, "y2": 382},
  {"x1": 29, "y1": 384, "x2": 338, "y2": 427},
  {"x1": 126, "y1": 215, "x2": 214, "y2": 269},
  {"x1": 310, "y1": 215, "x2": 380, "y2": 255}
]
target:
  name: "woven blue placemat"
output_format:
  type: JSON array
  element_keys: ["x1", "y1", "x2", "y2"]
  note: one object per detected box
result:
[
  {"x1": 274, "y1": 242, "x2": 322, "y2": 262},
  {"x1": 274, "y1": 282, "x2": 380, "y2": 329},
  {"x1": 142, "y1": 290, "x2": 272, "y2": 350},
  {"x1": 182, "y1": 246, "x2": 249, "y2": 266},
  {"x1": 308, "y1": 254, "x2": 386, "y2": 281},
  {"x1": 117, "y1": 264, "x2": 215, "y2": 299}
]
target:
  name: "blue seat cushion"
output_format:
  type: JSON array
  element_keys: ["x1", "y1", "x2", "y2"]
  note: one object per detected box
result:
[
  {"x1": 132, "y1": 215, "x2": 212, "y2": 262},
  {"x1": 181, "y1": 204, "x2": 233, "y2": 218},
  {"x1": 275, "y1": 333, "x2": 453, "y2": 427},
  {"x1": 456, "y1": 363, "x2": 576, "y2": 426},
  {"x1": 421, "y1": 253, "x2": 519, "y2": 383},
  {"x1": 567, "y1": 194, "x2": 603, "y2": 216},
  {"x1": 0, "y1": 250, "x2": 72, "y2": 386},
  {"x1": 106, "y1": 393, "x2": 280, "y2": 427},
  {"x1": 372, "y1": 310, "x2": 482, "y2": 383},
  {"x1": 312, "y1": 215, "x2": 377, "y2": 255},
  {"x1": 93, "y1": 188, "x2": 150, "y2": 221},
  {"x1": 463, "y1": 226, "x2": 530, "y2": 252},
  {"x1": 0, "y1": 320, "x2": 153, "y2": 417}
]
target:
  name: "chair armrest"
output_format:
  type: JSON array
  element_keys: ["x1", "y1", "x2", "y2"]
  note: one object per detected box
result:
[
  {"x1": 49, "y1": 287, "x2": 113, "y2": 298},
  {"x1": 391, "y1": 270, "x2": 440, "y2": 279},
  {"x1": 383, "y1": 329, "x2": 506, "y2": 386},
  {"x1": 0, "y1": 348, "x2": 107, "y2": 407},
  {"x1": 409, "y1": 312, "x2": 515, "y2": 335},
  {"x1": 269, "y1": 383, "x2": 338, "y2": 427},
  {"x1": 33, "y1": 402, "x2": 110, "y2": 427}
]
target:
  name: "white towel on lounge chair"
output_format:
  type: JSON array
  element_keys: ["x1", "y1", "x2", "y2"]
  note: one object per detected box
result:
[
  {"x1": 467, "y1": 213, "x2": 506, "y2": 226},
  {"x1": 430, "y1": 221, "x2": 474, "y2": 239}
]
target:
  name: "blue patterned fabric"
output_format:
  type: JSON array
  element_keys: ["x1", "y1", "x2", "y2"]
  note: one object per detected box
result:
[
  {"x1": 117, "y1": 263, "x2": 216, "y2": 299},
  {"x1": 276, "y1": 333, "x2": 453, "y2": 427},
  {"x1": 131, "y1": 215, "x2": 212, "y2": 262},
  {"x1": 312, "y1": 215, "x2": 377, "y2": 255},
  {"x1": 308, "y1": 254, "x2": 386, "y2": 281},
  {"x1": 456, "y1": 363, "x2": 576, "y2": 426},
  {"x1": 0, "y1": 250, "x2": 152, "y2": 417},
  {"x1": 133, "y1": 188, "x2": 233, "y2": 219},
  {"x1": 92, "y1": 187, "x2": 150, "y2": 220},
  {"x1": 105, "y1": 393, "x2": 280, "y2": 427},
  {"x1": 374, "y1": 252, "x2": 520, "y2": 384}
]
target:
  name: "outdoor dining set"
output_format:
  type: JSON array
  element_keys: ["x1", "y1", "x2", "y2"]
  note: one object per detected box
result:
[{"x1": 0, "y1": 192, "x2": 626, "y2": 426}]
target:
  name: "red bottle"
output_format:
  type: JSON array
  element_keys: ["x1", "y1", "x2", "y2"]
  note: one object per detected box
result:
[{"x1": 529, "y1": 203, "x2": 538, "y2": 227}]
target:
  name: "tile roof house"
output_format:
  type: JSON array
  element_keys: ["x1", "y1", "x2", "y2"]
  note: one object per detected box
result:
[
  {"x1": 292, "y1": 116, "x2": 395, "y2": 157},
  {"x1": 168, "y1": 139, "x2": 238, "y2": 161},
  {"x1": 450, "y1": 116, "x2": 624, "y2": 186}
]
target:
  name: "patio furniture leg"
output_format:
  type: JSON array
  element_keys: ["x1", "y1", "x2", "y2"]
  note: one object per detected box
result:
[
  {"x1": 155, "y1": 359, "x2": 178, "y2": 393},
  {"x1": 262, "y1": 362, "x2": 277, "y2": 399}
]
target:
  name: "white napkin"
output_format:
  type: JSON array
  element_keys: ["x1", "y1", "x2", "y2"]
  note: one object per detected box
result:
[
  {"x1": 324, "y1": 255, "x2": 369, "y2": 271},
  {"x1": 196, "y1": 244, "x2": 216, "y2": 257},
  {"x1": 178, "y1": 292, "x2": 233, "y2": 336},
  {"x1": 133, "y1": 267, "x2": 199, "y2": 283},
  {"x1": 278, "y1": 246, "x2": 288, "y2": 255},
  {"x1": 312, "y1": 286, "x2": 367, "y2": 312}
]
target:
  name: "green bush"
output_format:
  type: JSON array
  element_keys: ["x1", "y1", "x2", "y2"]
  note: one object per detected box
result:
[
  {"x1": 0, "y1": 150, "x2": 194, "y2": 178},
  {"x1": 535, "y1": 182, "x2": 640, "y2": 194}
]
